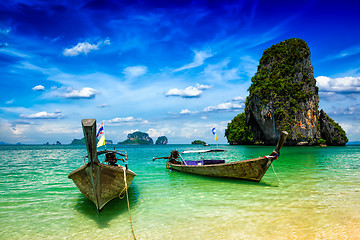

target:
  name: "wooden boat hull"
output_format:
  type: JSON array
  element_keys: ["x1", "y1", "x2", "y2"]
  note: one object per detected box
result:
[
  {"x1": 169, "y1": 156, "x2": 274, "y2": 182},
  {"x1": 68, "y1": 162, "x2": 136, "y2": 211},
  {"x1": 155, "y1": 131, "x2": 288, "y2": 182}
]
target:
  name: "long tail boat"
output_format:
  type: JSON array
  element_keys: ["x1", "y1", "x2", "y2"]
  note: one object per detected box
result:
[
  {"x1": 68, "y1": 119, "x2": 136, "y2": 212},
  {"x1": 153, "y1": 131, "x2": 288, "y2": 182}
]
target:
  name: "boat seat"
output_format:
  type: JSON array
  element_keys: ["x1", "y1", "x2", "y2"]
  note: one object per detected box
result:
[{"x1": 203, "y1": 160, "x2": 225, "y2": 165}]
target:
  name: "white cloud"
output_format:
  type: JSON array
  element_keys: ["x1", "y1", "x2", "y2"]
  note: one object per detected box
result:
[
  {"x1": 177, "y1": 101, "x2": 244, "y2": 116},
  {"x1": 123, "y1": 129, "x2": 139, "y2": 135},
  {"x1": 195, "y1": 83, "x2": 213, "y2": 90},
  {"x1": 62, "y1": 87, "x2": 96, "y2": 99},
  {"x1": 174, "y1": 50, "x2": 213, "y2": 72},
  {"x1": 232, "y1": 96, "x2": 245, "y2": 101},
  {"x1": 166, "y1": 86, "x2": 202, "y2": 98},
  {"x1": 316, "y1": 76, "x2": 360, "y2": 93},
  {"x1": 10, "y1": 120, "x2": 34, "y2": 134},
  {"x1": 204, "y1": 102, "x2": 243, "y2": 112},
  {"x1": 5, "y1": 99, "x2": 14, "y2": 104},
  {"x1": 180, "y1": 109, "x2": 196, "y2": 114},
  {"x1": 123, "y1": 65, "x2": 148, "y2": 78},
  {"x1": 146, "y1": 128, "x2": 173, "y2": 139},
  {"x1": 20, "y1": 111, "x2": 63, "y2": 119},
  {"x1": 63, "y1": 42, "x2": 98, "y2": 56},
  {"x1": 104, "y1": 117, "x2": 148, "y2": 125},
  {"x1": 32, "y1": 85, "x2": 45, "y2": 91},
  {"x1": 63, "y1": 39, "x2": 111, "y2": 56},
  {"x1": 165, "y1": 83, "x2": 213, "y2": 98}
]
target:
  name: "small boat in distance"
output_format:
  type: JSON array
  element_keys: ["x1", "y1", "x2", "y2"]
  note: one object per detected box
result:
[
  {"x1": 68, "y1": 119, "x2": 136, "y2": 212},
  {"x1": 153, "y1": 131, "x2": 288, "y2": 182}
]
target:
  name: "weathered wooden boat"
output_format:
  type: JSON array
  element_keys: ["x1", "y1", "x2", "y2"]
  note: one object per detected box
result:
[
  {"x1": 153, "y1": 131, "x2": 288, "y2": 182},
  {"x1": 68, "y1": 119, "x2": 136, "y2": 212}
]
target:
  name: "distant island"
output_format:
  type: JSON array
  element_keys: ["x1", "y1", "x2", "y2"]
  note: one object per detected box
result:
[
  {"x1": 44, "y1": 141, "x2": 62, "y2": 145},
  {"x1": 155, "y1": 136, "x2": 168, "y2": 145},
  {"x1": 225, "y1": 38, "x2": 348, "y2": 146},
  {"x1": 69, "y1": 133, "x2": 166, "y2": 145},
  {"x1": 70, "y1": 138, "x2": 86, "y2": 145},
  {"x1": 0, "y1": 141, "x2": 23, "y2": 145},
  {"x1": 70, "y1": 138, "x2": 112, "y2": 145},
  {"x1": 192, "y1": 140, "x2": 207, "y2": 145},
  {"x1": 118, "y1": 131, "x2": 153, "y2": 145}
]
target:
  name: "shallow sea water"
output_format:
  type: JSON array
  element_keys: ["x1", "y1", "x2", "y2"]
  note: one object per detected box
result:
[{"x1": 0, "y1": 144, "x2": 359, "y2": 239}]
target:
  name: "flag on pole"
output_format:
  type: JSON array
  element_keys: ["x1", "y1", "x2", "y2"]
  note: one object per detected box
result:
[
  {"x1": 96, "y1": 123, "x2": 105, "y2": 148},
  {"x1": 96, "y1": 123, "x2": 104, "y2": 138},
  {"x1": 97, "y1": 134, "x2": 105, "y2": 148},
  {"x1": 211, "y1": 125, "x2": 217, "y2": 141}
]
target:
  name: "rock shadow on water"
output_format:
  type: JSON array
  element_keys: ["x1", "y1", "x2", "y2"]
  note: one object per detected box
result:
[{"x1": 73, "y1": 184, "x2": 139, "y2": 228}]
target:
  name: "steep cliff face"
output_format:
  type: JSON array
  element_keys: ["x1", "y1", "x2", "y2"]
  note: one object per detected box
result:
[
  {"x1": 319, "y1": 110, "x2": 348, "y2": 146},
  {"x1": 246, "y1": 38, "x2": 320, "y2": 145},
  {"x1": 228, "y1": 38, "x2": 348, "y2": 146}
]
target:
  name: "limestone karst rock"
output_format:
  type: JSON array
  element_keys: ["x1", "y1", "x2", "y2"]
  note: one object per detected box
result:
[{"x1": 226, "y1": 38, "x2": 347, "y2": 146}]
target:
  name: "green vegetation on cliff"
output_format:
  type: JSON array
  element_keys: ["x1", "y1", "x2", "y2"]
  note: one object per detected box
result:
[
  {"x1": 246, "y1": 38, "x2": 318, "y2": 133},
  {"x1": 226, "y1": 38, "x2": 347, "y2": 146},
  {"x1": 319, "y1": 110, "x2": 348, "y2": 145},
  {"x1": 118, "y1": 131, "x2": 153, "y2": 145},
  {"x1": 225, "y1": 113, "x2": 253, "y2": 145}
]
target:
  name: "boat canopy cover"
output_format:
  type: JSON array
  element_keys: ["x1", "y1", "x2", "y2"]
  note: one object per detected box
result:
[{"x1": 181, "y1": 149, "x2": 226, "y2": 154}]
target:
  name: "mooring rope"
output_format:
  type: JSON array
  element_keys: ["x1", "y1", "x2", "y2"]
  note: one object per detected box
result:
[
  {"x1": 120, "y1": 168, "x2": 137, "y2": 240},
  {"x1": 271, "y1": 163, "x2": 282, "y2": 183}
]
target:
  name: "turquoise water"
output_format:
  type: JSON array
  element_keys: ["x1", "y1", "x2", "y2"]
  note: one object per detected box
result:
[{"x1": 0, "y1": 144, "x2": 359, "y2": 239}]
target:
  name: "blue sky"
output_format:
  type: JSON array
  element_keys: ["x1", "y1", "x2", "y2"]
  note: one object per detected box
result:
[{"x1": 1, "y1": 0, "x2": 360, "y2": 144}]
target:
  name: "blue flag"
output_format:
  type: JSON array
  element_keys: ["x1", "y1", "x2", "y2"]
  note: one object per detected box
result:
[{"x1": 96, "y1": 123, "x2": 104, "y2": 138}]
